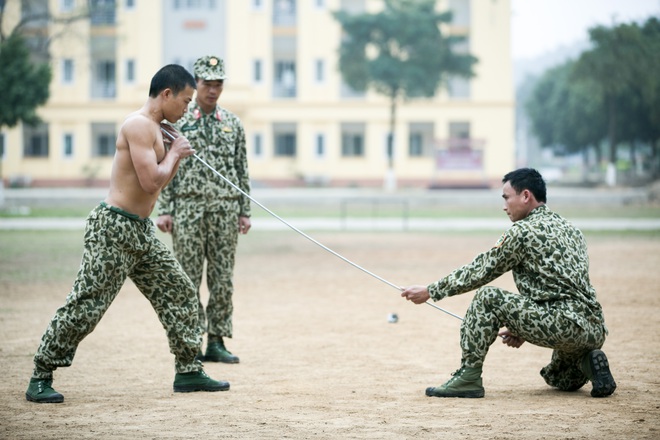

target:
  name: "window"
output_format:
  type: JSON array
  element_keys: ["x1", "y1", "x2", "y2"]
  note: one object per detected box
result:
[
  {"x1": 21, "y1": 0, "x2": 48, "y2": 26},
  {"x1": 448, "y1": 76, "x2": 470, "y2": 99},
  {"x1": 408, "y1": 122, "x2": 434, "y2": 157},
  {"x1": 252, "y1": 0, "x2": 263, "y2": 10},
  {"x1": 23, "y1": 123, "x2": 49, "y2": 157},
  {"x1": 60, "y1": 0, "x2": 75, "y2": 12},
  {"x1": 449, "y1": 121, "x2": 470, "y2": 146},
  {"x1": 315, "y1": 133, "x2": 325, "y2": 157},
  {"x1": 96, "y1": 134, "x2": 115, "y2": 156},
  {"x1": 0, "y1": 133, "x2": 5, "y2": 159},
  {"x1": 63, "y1": 133, "x2": 74, "y2": 158},
  {"x1": 23, "y1": 35, "x2": 49, "y2": 63},
  {"x1": 273, "y1": 0, "x2": 296, "y2": 26},
  {"x1": 409, "y1": 133, "x2": 423, "y2": 157},
  {"x1": 274, "y1": 61, "x2": 296, "y2": 98},
  {"x1": 314, "y1": 59, "x2": 324, "y2": 83},
  {"x1": 273, "y1": 35, "x2": 296, "y2": 97},
  {"x1": 273, "y1": 123, "x2": 296, "y2": 157},
  {"x1": 173, "y1": 0, "x2": 216, "y2": 8},
  {"x1": 341, "y1": 123, "x2": 365, "y2": 157},
  {"x1": 253, "y1": 133, "x2": 263, "y2": 157},
  {"x1": 253, "y1": 59, "x2": 262, "y2": 83},
  {"x1": 449, "y1": 0, "x2": 471, "y2": 27},
  {"x1": 90, "y1": 0, "x2": 116, "y2": 26},
  {"x1": 436, "y1": 121, "x2": 482, "y2": 170},
  {"x1": 125, "y1": 0, "x2": 135, "y2": 9},
  {"x1": 62, "y1": 59, "x2": 74, "y2": 84},
  {"x1": 447, "y1": 39, "x2": 470, "y2": 99},
  {"x1": 126, "y1": 59, "x2": 136, "y2": 83},
  {"x1": 340, "y1": 0, "x2": 365, "y2": 14},
  {"x1": 92, "y1": 60, "x2": 116, "y2": 98},
  {"x1": 91, "y1": 123, "x2": 116, "y2": 157}
]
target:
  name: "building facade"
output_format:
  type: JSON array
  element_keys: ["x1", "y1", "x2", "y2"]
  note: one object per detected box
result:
[{"x1": 1, "y1": 0, "x2": 514, "y2": 189}]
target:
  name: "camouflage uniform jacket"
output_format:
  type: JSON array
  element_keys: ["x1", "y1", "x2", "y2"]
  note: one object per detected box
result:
[
  {"x1": 157, "y1": 101, "x2": 251, "y2": 216},
  {"x1": 427, "y1": 204, "x2": 605, "y2": 329}
]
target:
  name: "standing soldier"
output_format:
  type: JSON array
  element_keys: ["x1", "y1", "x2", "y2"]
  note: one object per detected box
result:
[
  {"x1": 26, "y1": 64, "x2": 230, "y2": 403},
  {"x1": 157, "y1": 55, "x2": 251, "y2": 364}
]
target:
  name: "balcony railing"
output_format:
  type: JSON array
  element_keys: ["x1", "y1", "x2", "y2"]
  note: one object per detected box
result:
[{"x1": 90, "y1": 1, "x2": 116, "y2": 26}]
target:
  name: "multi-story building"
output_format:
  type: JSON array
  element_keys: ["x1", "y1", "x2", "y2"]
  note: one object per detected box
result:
[{"x1": 0, "y1": 0, "x2": 514, "y2": 189}]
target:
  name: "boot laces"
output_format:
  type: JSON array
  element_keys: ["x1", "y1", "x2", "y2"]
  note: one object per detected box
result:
[
  {"x1": 446, "y1": 368, "x2": 465, "y2": 385},
  {"x1": 37, "y1": 380, "x2": 52, "y2": 393}
]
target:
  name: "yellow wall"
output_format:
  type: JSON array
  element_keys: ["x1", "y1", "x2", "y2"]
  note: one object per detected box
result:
[{"x1": 1, "y1": 0, "x2": 514, "y2": 188}]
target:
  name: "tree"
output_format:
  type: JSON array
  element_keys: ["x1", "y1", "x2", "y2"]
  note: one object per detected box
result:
[
  {"x1": 0, "y1": 0, "x2": 54, "y2": 129},
  {"x1": 0, "y1": 0, "x2": 95, "y2": 129},
  {"x1": 572, "y1": 20, "x2": 659, "y2": 185},
  {"x1": 525, "y1": 17, "x2": 660, "y2": 185},
  {"x1": 0, "y1": 0, "x2": 92, "y2": 192},
  {"x1": 525, "y1": 60, "x2": 606, "y2": 181},
  {"x1": 636, "y1": 18, "x2": 660, "y2": 177},
  {"x1": 0, "y1": 32, "x2": 51, "y2": 129},
  {"x1": 333, "y1": 0, "x2": 477, "y2": 189}
]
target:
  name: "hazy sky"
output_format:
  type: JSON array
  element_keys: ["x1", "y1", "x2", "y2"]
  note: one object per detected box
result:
[{"x1": 510, "y1": 0, "x2": 660, "y2": 59}]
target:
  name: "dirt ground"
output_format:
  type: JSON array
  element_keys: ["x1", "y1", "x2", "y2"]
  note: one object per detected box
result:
[{"x1": 1, "y1": 231, "x2": 659, "y2": 439}]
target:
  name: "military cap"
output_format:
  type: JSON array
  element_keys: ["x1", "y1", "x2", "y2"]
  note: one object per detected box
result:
[{"x1": 193, "y1": 55, "x2": 226, "y2": 81}]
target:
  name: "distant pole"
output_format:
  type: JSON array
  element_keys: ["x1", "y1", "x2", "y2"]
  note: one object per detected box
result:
[
  {"x1": 384, "y1": 133, "x2": 396, "y2": 191},
  {"x1": 0, "y1": 153, "x2": 4, "y2": 208}
]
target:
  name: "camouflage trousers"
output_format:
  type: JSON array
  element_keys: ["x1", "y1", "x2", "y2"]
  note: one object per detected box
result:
[
  {"x1": 460, "y1": 286, "x2": 607, "y2": 391},
  {"x1": 32, "y1": 203, "x2": 203, "y2": 379},
  {"x1": 172, "y1": 199, "x2": 239, "y2": 342}
]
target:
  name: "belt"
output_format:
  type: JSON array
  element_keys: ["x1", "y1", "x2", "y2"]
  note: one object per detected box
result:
[{"x1": 100, "y1": 201, "x2": 149, "y2": 222}]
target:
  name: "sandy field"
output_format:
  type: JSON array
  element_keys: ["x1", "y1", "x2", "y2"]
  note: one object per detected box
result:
[{"x1": 1, "y1": 230, "x2": 659, "y2": 439}]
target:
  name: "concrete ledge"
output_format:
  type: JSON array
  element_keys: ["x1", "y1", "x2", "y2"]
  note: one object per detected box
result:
[{"x1": 1, "y1": 217, "x2": 658, "y2": 231}]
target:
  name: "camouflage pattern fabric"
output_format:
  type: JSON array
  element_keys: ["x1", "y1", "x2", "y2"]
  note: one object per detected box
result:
[
  {"x1": 193, "y1": 55, "x2": 227, "y2": 81},
  {"x1": 427, "y1": 204, "x2": 607, "y2": 390},
  {"x1": 157, "y1": 101, "x2": 250, "y2": 343},
  {"x1": 32, "y1": 203, "x2": 203, "y2": 379},
  {"x1": 171, "y1": 200, "x2": 239, "y2": 339}
]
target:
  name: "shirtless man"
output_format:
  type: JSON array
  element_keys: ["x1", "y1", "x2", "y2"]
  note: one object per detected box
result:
[{"x1": 26, "y1": 64, "x2": 229, "y2": 404}]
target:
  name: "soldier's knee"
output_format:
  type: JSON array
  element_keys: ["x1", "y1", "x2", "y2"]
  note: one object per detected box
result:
[{"x1": 473, "y1": 286, "x2": 503, "y2": 304}]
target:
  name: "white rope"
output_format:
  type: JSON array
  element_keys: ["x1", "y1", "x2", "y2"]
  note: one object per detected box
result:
[{"x1": 161, "y1": 126, "x2": 464, "y2": 322}]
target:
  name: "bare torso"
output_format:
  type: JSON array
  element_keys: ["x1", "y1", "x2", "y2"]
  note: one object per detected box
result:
[
  {"x1": 105, "y1": 112, "x2": 169, "y2": 219},
  {"x1": 104, "y1": 84, "x2": 195, "y2": 219}
]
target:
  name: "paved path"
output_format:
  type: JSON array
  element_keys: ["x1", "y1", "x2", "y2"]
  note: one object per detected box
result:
[
  {"x1": 1, "y1": 216, "x2": 659, "y2": 231},
  {"x1": 0, "y1": 185, "x2": 653, "y2": 207},
  {"x1": 1, "y1": 186, "x2": 658, "y2": 231}
]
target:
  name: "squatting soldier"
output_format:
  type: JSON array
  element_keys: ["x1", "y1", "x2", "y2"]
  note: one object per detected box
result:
[
  {"x1": 157, "y1": 55, "x2": 251, "y2": 364},
  {"x1": 401, "y1": 168, "x2": 616, "y2": 399},
  {"x1": 26, "y1": 65, "x2": 229, "y2": 404}
]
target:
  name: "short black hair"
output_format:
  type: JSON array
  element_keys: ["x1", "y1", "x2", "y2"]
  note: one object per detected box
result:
[
  {"x1": 502, "y1": 168, "x2": 547, "y2": 203},
  {"x1": 148, "y1": 64, "x2": 196, "y2": 98}
]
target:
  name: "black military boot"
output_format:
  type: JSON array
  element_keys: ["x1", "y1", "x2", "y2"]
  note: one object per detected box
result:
[
  {"x1": 581, "y1": 350, "x2": 616, "y2": 397},
  {"x1": 26, "y1": 378, "x2": 64, "y2": 403},
  {"x1": 204, "y1": 337, "x2": 239, "y2": 364}
]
